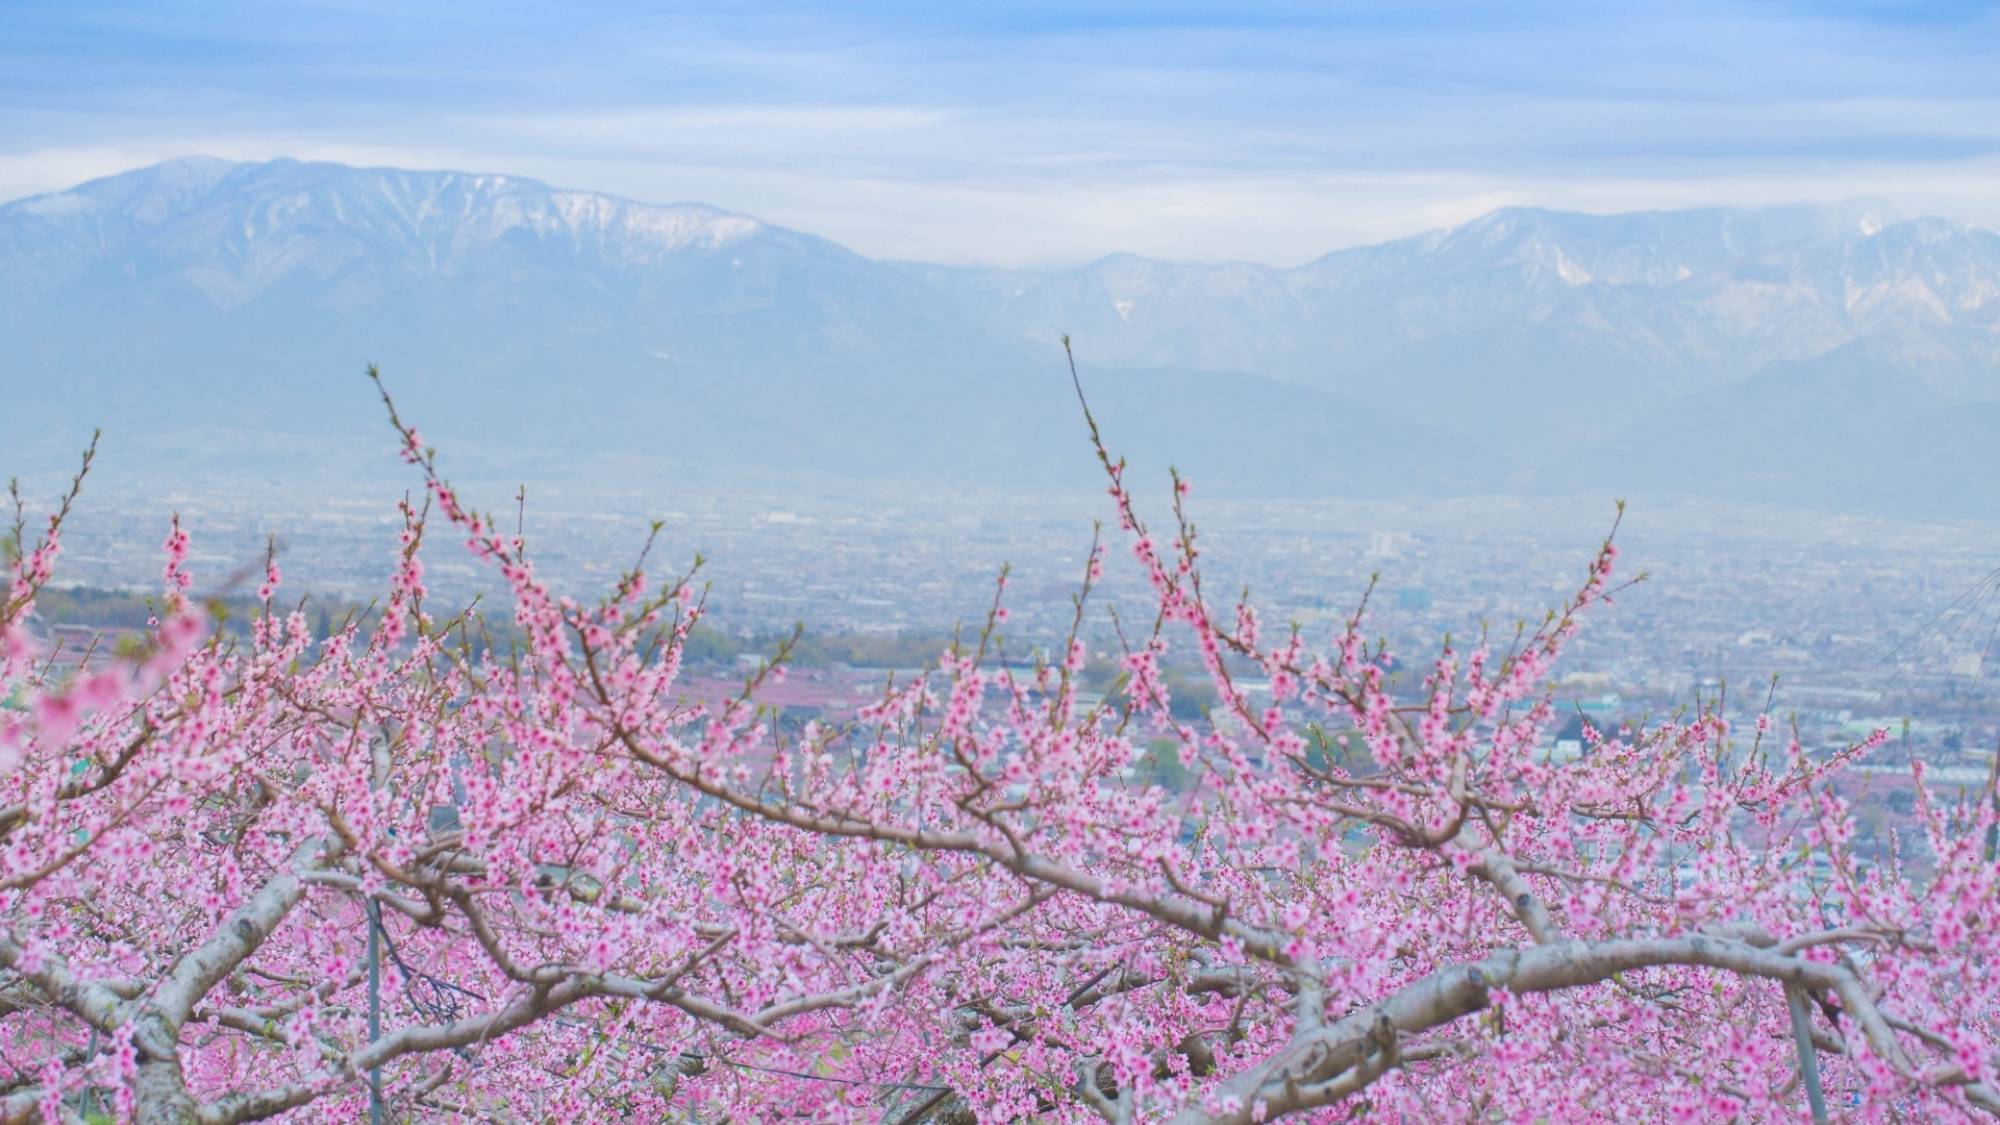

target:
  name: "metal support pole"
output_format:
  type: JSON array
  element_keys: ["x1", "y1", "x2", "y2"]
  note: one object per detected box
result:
[
  {"x1": 1985, "y1": 729, "x2": 2000, "y2": 862},
  {"x1": 368, "y1": 898, "x2": 385, "y2": 1125},
  {"x1": 85, "y1": 1028, "x2": 99, "y2": 1119},
  {"x1": 1786, "y1": 983, "x2": 1829, "y2": 1125}
]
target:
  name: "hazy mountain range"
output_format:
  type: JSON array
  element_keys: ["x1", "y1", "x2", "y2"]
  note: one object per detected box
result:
[{"x1": 5, "y1": 156, "x2": 1998, "y2": 514}]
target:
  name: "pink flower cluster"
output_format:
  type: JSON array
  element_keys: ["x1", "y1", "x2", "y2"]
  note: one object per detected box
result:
[{"x1": 0, "y1": 370, "x2": 1996, "y2": 1122}]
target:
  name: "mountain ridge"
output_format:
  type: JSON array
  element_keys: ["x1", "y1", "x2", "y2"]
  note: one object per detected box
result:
[{"x1": 4, "y1": 157, "x2": 1998, "y2": 515}]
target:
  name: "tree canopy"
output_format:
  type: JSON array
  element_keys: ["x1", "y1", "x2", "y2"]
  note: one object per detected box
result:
[{"x1": 2, "y1": 364, "x2": 1995, "y2": 1123}]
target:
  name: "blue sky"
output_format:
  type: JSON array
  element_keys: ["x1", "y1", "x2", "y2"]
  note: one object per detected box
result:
[{"x1": 4, "y1": 1, "x2": 1999, "y2": 265}]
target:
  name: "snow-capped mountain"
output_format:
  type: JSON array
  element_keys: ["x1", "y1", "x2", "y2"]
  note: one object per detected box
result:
[
  {"x1": 4, "y1": 157, "x2": 1998, "y2": 512},
  {"x1": 2, "y1": 155, "x2": 768, "y2": 297},
  {"x1": 909, "y1": 200, "x2": 2000, "y2": 434}
]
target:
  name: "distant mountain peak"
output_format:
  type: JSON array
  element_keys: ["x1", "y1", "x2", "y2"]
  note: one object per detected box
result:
[
  {"x1": 138, "y1": 153, "x2": 238, "y2": 180},
  {"x1": 0, "y1": 156, "x2": 794, "y2": 305},
  {"x1": 9, "y1": 154, "x2": 237, "y2": 223}
]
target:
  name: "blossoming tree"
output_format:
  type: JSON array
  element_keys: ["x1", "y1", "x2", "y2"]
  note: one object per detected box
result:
[{"x1": 4, "y1": 354, "x2": 2000, "y2": 1122}]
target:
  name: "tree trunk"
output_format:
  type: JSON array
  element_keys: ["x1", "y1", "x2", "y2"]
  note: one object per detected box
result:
[
  {"x1": 132, "y1": 1016, "x2": 196, "y2": 1125},
  {"x1": 132, "y1": 1060, "x2": 197, "y2": 1124}
]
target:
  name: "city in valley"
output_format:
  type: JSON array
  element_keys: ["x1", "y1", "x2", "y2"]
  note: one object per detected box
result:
[{"x1": 27, "y1": 465, "x2": 2000, "y2": 820}]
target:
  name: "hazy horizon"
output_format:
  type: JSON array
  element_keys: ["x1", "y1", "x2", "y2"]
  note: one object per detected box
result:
[{"x1": 2, "y1": 153, "x2": 1968, "y2": 273}]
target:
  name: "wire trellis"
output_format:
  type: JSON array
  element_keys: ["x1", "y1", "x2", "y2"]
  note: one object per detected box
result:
[{"x1": 1852, "y1": 564, "x2": 2000, "y2": 713}]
